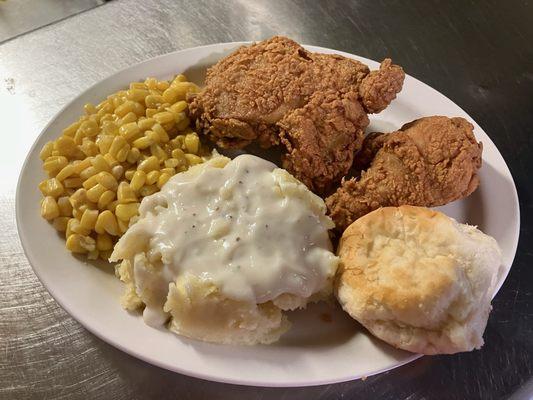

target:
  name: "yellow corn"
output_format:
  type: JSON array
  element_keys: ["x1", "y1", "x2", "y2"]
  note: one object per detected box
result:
[
  {"x1": 130, "y1": 170, "x2": 146, "y2": 192},
  {"x1": 108, "y1": 136, "x2": 127, "y2": 158},
  {"x1": 176, "y1": 116, "x2": 190, "y2": 131},
  {"x1": 91, "y1": 154, "x2": 111, "y2": 172},
  {"x1": 118, "y1": 111, "x2": 137, "y2": 125},
  {"x1": 160, "y1": 167, "x2": 175, "y2": 176},
  {"x1": 43, "y1": 156, "x2": 68, "y2": 176},
  {"x1": 55, "y1": 164, "x2": 76, "y2": 181},
  {"x1": 157, "y1": 172, "x2": 171, "y2": 189},
  {"x1": 102, "y1": 121, "x2": 119, "y2": 136},
  {"x1": 185, "y1": 154, "x2": 202, "y2": 166},
  {"x1": 41, "y1": 196, "x2": 60, "y2": 220},
  {"x1": 119, "y1": 122, "x2": 141, "y2": 141},
  {"x1": 53, "y1": 216, "x2": 70, "y2": 232},
  {"x1": 95, "y1": 210, "x2": 119, "y2": 236},
  {"x1": 80, "y1": 209, "x2": 99, "y2": 230},
  {"x1": 130, "y1": 82, "x2": 147, "y2": 90},
  {"x1": 97, "y1": 190, "x2": 115, "y2": 210},
  {"x1": 146, "y1": 170, "x2": 160, "y2": 185},
  {"x1": 145, "y1": 130, "x2": 160, "y2": 144},
  {"x1": 82, "y1": 174, "x2": 99, "y2": 190},
  {"x1": 96, "y1": 171, "x2": 118, "y2": 190},
  {"x1": 107, "y1": 199, "x2": 119, "y2": 213},
  {"x1": 69, "y1": 188, "x2": 87, "y2": 209},
  {"x1": 72, "y1": 158, "x2": 92, "y2": 174},
  {"x1": 139, "y1": 185, "x2": 158, "y2": 197},
  {"x1": 115, "y1": 202, "x2": 139, "y2": 221},
  {"x1": 117, "y1": 182, "x2": 137, "y2": 204},
  {"x1": 111, "y1": 165, "x2": 124, "y2": 180},
  {"x1": 133, "y1": 136, "x2": 153, "y2": 150},
  {"x1": 153, "y1": 111, "x2": 175, "y2": 125},
  {"x1": 126, "y1": 148, "x2": 141, "y2": 164},
  {"x1": 96, "y1": 233, "x2": 113, "y2": 251},
  {"x1": 145, "y1": 108, "x2": 158, "y2": 118},
  {"x1": 152, "y1": 123, "x2": 169, "y2": 143},
  {"x1": 145, "y1": 94, "x2": 164, "y2": 108},
  {"x1": 103, "y1": 153, "x2": 119, "y2": 168},
  {"x1": 137, "y1": 156, "x2": 159, "y2": 172},
  {"x1": 66, "y1": 234, "x2": 95, "y2": 253},
  {"x1": 39, "y1": 142, "x2": 55, "y2": 161},
  {"x1": 86, "y1": 183, "x2": 107, "y2": 203},
  {"x1": 138, "y1": 118, "x2": 155, "y2": 131},
  {"x1": 62, "y1": 121, "x2": 81, "y2": 138},
  {"x1": 115, "y1": 145, "x2": 130, "y2": 162},
  {"x1": 127, "y1": 88, "x2": 150, "y2": 102},
  {"x1": 63, "y1": 178, "x2": 83, "y2": 189},
  {"x1": 150, "y1": 143, "x2": 167, "y2": 161},
  {"x1": 54, "y1": 136, "x2": 78, "y2": 157},
  {"x1": 164, "y1": 158, "x2": 181, "y2": 169},
  {"x1": 124, "y1": 169, "x2": 136, "y2": 181},
  {"x1": 80, "y1": 138, "x2": 99, "y2": 157},
  {"x1": 79, "y1": 119, "x2": 99, "y2": 137},
  {"x1": 57, "y1": 197, "x2": 73, "y2": 217},
  {"x1": 79, "y1": 166, "x2": 99, "y2": 181},
  {"x1": 184, "y1": 133, "x2": 199, "y2": 154},
  {"x1": 39, "y1": 178, "x2": 64, "y2": 197}
]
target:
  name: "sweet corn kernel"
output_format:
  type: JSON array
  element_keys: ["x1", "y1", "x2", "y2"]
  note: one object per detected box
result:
[
  {"x1": 66, "y1": 234, "x2": 95, "y2": 253},
  {"x1": 108, "y1": 136, "x2": 127, "y2": 158},
  {"x1": 103, "y1": 153, "x2": 119, "y2": 168},
  {"x1": 39, "y1": 142, "x2": 55, "y2": 161},
  {"x1": 176, "y1": 116, "x2": 190, "y2": 131},
  {"x1": 115, "y1": 145, "x2": 130, "y2": 162},
  {"x1": 111, "y1": 165, "x2": 124, "y2": 180},
  {"x1": 43, "y1": 156, "x2": 68, "y2": 176},
  {"x1": 95, "y1": 210, "x2": 119, "y2": 236},
  {"x1": 69, "y1": 188, "x2": 87, "y2": 209},
  {"x1": 96, "y1": 171, "x2": 118, "y2": 190},
  {"x1": 127, "y1": 88, "x2": 150, "y2": 102},
  {"x1": 96, "y1": 233, "x2": 113, "y2": 251},
  {"x1": 130, "y1": 82, "x2": 147, "y2": 90},
  {"x1": 117, "y1": 182, "x2": 137, "y2": 204},
  {"x1": 118, "y1": 111, "x2": 137, "y2": 125},
  {"x1": 72, "y1": 158, "x2": 92, "y2": 174},
  {"x1": 57, "y1": 197, "x2": 73, "y2": 217},
  {"x1": 160, "y1": 167, "x2": 175, "y2": 176},
  {"x1": 145, "y1": 94, "x2": 164, "y2": 108},
  {"x1": 126, "y1": 148, "x2": 141, "y2": 164},
  {"x1": 107, "y1": 200, "x2": 119, "y2": 213},
  {"x1": 55, "y1": 136, "x2": 77, "y2": 157},
  {"x1": 79, "y1": 119, "x2": 99, "y2": 137},
  {"x1": 80, "y1": 138, "x2": 99, "y2": 157},
  {"x1": 84, "y1": 103, "x2": 96, "y2": 115},
  {"x1": 139, "y1": 185, "x2": 158, "y2": 197},
  {"x1": 53, "y1": 216, "x2": 70, "y2": 232},
  {"x1": 132, "y1": 136, "x2": 153, "y2": 150},
  {"x1": 119, "y1": 122, "x2": 141, "y2": 142},
  {"x1": 184, "y1": 133, "x2": 199, "y2": 154},
  {"x1": 157, "y1": 173, "x2": 171, "y2": 189},
  {"x1": 145, "y1": 130, "x2": 160, "y2": 144},
  {"x1": 41, "y1": 196, "x2": 60, "y2": 220},
  {"x1": 145, "y1": 108, "x2": 158, "y2": 118},
  {"x1": 152, "y1": 123, "x2": 169, "y2": 143},
  {"x1": 146, "y1": 170, "x2": 160, "y2": 185},
  {"x1": 79, "y1": 166, "x2": 98, "y2": 181},
  {"x1": 91, "y1": 154, "x2": 111, "y2": 172},
  {"x1": 153, "y1": 111, "x2": 175, "y2": 125},
  {"x1": 138, "y1": 118, "x2": 155, "y2": 131},
  {"x1": 117, "y1": 217, "x2": 129, "y2": 235},
  {"x1": 87, "y1": 249, "x2": 100, "y2": 260},
  {"x1": 130, "y1": 170, "x2": 146, "y2": 192},
  {"x1": 62, "y1": 121, "x2": 81, "y2": 138},
  {"x1": 164, "y1": 158, "x2": 181, "y2": 169},
  {"x1": 150, "y1": 143, "x2": 167, "y2": 160},
  {"x1": 124, "y1": 169, "x2": 136, "y2": 181},
  {"x1": 115, "y1": 202, "x2": 139, "y2": 221},
  {"x1": 86, "y1": 183, "x2": 107, "y2": 203},
  {"x1": 97, "y1": 190, "x2": 115, "y2": 210},
  {"x1": 80, "y1": 209, "x2": 99, "y2": 230},
  {"x1": 55, "y1": 164, "x2": 76, "y2": 181},
  {"x1": 62, "y1": 177, "x2": 82, "y2": 189},
  {"x1": 185, "y1": 153, "x2": 202, "y2": 165},
  {"x1": 39, "y1": 178, "x2": 64, "y2": 197},
  {"x1": 137, "y1": 156, "x2": 159, "y2": 172},
  {"x1": 102, "y1": 121, "x2": 119, "y2": 136}
]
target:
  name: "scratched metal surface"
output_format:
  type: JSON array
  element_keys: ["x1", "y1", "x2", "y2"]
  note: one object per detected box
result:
[{"x1": 1, "y1": 0, "x2": 532, "y2": 399}]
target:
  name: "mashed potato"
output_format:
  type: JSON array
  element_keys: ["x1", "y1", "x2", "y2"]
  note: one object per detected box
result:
[{"x1": 111, "y1": 154, "x2": 338, "y2": 345}]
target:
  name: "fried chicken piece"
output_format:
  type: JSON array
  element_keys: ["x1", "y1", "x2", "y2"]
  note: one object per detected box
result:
[
  {"x1": 278, "y1": 90, "x2": 369, "y2": 192},
  {"x1": 326, "y1": 116, "x2": 483, "y2": 231},
  {"x1": 189, "y1": 36, "x2": 404, "y2": 193}
]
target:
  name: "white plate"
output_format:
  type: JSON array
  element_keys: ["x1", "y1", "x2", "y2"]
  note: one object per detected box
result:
[{"x1": 16, "y1": 42, "x2": 520, "y2": 387}]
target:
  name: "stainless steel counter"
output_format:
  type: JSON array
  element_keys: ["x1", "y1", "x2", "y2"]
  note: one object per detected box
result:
[{"x1": 1, "y1": 0, "x2": 532, "y2": 399}]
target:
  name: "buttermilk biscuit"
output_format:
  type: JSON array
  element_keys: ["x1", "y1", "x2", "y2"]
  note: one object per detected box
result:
[{"x1": 336, "y1": 206, "x2": 502, "y2": 354}]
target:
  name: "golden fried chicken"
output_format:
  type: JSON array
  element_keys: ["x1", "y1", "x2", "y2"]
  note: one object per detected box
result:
[
  {"x1": 189, "y1": 36, "x2": 404, "y2": 194},
  {"x1": 326, "y1": 116, "x2": 483, "y2": 231}
]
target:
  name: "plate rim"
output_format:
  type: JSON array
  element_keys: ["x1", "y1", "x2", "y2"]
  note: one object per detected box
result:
[{"x1": 15, "y1": 41, "x2": 520, "y2": 387}]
